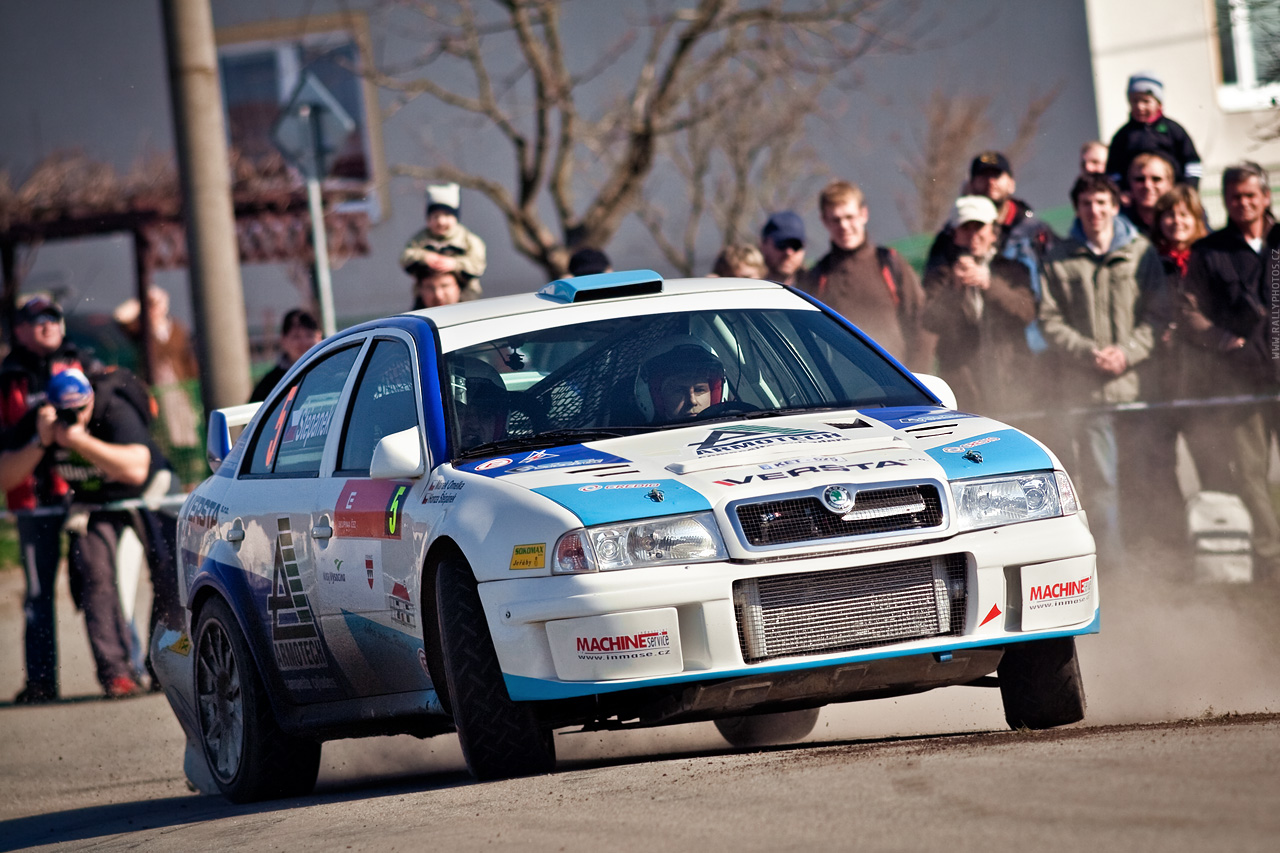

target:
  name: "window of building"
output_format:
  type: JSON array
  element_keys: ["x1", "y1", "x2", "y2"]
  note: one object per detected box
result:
[
  {"x1": 1215, "y1": 0, "x2": 1280, "y2": 111},
  {"x1": 216, "y1": 13, "x2": 388, "y2": 218}
]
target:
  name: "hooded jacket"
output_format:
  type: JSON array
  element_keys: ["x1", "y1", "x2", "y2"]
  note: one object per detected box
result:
[{"x1": 1038, "y1": 215, "x2": 1168, "y2": 405}]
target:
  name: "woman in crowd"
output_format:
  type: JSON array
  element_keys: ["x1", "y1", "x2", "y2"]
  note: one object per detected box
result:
[{"x1": 1125, "y1": 185, "x2": 1210, "y2": 572}]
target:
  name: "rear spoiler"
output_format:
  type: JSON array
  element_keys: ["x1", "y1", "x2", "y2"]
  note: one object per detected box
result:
[{"x1": 207, "y1": 402, "x2": 261, "y2": 474}]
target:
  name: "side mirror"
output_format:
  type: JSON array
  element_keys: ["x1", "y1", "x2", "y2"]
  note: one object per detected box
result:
[
  {"x1": 370, "y1": 426, "x2": 426, "y2": 479},
  {"x1": 913, "y1": 373, "x2": 958, "y2": 410},
  {"x1": 206, "y1": 403, "x2": 261, "y2": 473}
]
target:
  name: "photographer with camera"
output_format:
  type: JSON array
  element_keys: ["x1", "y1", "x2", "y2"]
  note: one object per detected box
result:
[
  {"x1": 0, "y1": 296, "x2": 92, "y2": 703},
  {"x1": 2, "y1": 295, "x2": 173, "y2": 700}
]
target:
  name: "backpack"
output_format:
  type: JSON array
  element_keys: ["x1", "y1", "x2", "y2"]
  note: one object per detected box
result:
[
  {"x1": 89, "y1": 366, "x2": 157, "y2": 426},
  {"x1": 875, "y1": 246, "x2": 902, "y2": 307}
]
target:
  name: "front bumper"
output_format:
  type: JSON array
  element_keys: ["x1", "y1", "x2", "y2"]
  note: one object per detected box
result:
[{"x1": 481, "y1": 514, "x2": 1098, "y2": 702}]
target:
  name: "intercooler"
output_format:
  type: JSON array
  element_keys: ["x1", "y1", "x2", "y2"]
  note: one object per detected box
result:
[{"x1": 733, "y1": 553, "x2": 967, "y2": 663}]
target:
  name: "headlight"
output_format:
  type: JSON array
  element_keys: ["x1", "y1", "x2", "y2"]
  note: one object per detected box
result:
[
  {"x1": 950, "y1": 470, "x2": 1078, "y2": 531},
  {"x1": 552, "y1": 512, "x2": 727, "y2": 573}
]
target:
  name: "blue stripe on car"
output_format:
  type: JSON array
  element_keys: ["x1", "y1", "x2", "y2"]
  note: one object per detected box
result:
[
  {"x1": 923, "y1": 428, "x2": 1053, "y2": 479},
  {"x1": 533, "y1": 479, "x2": 710, "y2": 526}
]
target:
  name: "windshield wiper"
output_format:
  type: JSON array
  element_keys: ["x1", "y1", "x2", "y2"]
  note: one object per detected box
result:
[{"x1": 457, "y1": 427, "x2": 645, "y2": 460}]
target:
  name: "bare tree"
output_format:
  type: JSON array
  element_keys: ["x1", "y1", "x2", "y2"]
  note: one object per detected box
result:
[
  {"x1": 633, "y1": 75, "x2": 831, "y2": 275},
  {"x1": 894, "y1": 83, "x2": 1063, "y2": 235},
  {"x1": 373, "y1": 0, "x2": 925, "y2": 278}
]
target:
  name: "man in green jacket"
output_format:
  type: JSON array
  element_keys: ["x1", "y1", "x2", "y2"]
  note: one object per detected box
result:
[{"x1": 1039, "y1": 173, "x2": 1168, "y2": 564}]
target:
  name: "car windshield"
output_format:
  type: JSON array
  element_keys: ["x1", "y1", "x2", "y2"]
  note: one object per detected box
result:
[{"x1": 443, "y1": 307, "x2": 930, "y2": 458}]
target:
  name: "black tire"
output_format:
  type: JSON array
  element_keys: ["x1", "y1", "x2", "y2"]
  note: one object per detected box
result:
[
  {"x1": 714, "y1": 707, "x2": 822, "y2": 748},
  {"x1": 194, "y1": 598, "x2": 321, "y2": 803},
  {"x1": 436, "y1": 558, "x2": 556, "y2": 780},
  {"x1": 998, "y1": 637, "x2": 1087, "y2": 730}
]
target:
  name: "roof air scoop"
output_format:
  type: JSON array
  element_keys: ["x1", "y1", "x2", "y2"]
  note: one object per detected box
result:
[{"x1": 537, "y1": 269, "x2": 664, "y2": 303}]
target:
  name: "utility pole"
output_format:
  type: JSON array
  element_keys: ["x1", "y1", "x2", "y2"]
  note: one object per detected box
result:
[{"x1": 160, "y1": 0, "x2": 252, "y2": 414}]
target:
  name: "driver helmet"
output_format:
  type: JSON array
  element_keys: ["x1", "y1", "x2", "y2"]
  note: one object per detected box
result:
[
  {"x1": 450, "y1": 356, "x2": 509, "y2": 446},
  {"x1": 634, "y1": 336, "x2": 726, "y2": 422}
]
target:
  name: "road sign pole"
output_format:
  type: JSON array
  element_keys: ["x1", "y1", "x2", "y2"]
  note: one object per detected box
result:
[
  {"x1": 307, "y1": 173, "x2": 337, "y2": 338},
  {"x1": 271, "y1": 75, "x2": 353, "y2": 340},
  {"x1": 303, "y1": 106, "x2": 337, "y2": 337}
]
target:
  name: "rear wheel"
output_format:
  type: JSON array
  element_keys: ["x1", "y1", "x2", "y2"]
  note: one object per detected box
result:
[
  {"x1": 436, "y1": 558, "x2": 556, "y2": 780},
  {"x1": 194, "y1": 598, "x2": 321, "y2": 803},
  {"x1": 715, "y1": 707, "x2": 822, "y2": 748},
  {"x1": 998, "y1": 637, "x2": 1086, "y2": 730}
]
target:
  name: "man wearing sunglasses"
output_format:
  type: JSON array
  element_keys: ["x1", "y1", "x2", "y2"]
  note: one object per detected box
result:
[{"x1": 760, "y1": 210, "x2": 807, "y2": 287}]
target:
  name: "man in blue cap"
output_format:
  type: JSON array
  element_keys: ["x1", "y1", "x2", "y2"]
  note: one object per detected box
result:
[
  {"x1": 44, "y1": 367, "x2": 170, "y2": 698},
  {"x1": 759, "y1": 211, "x2": 807, "y2": 286}
]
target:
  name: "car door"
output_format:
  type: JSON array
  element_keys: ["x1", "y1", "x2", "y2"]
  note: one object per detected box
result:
[
  {"x1": 231, "y1": 339, "x2": 365, "y2": 704},
  {"x1": 311, "y1": 333, "x2": 434, "y2": 697}
]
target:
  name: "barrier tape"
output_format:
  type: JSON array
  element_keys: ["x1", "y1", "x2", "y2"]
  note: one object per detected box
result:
[
  {"x1": 994, "y1": 391, "x2": 1280, "y2": 422},
  {"x1": 0, "y1": 493, "x2": 187, "y2": 522}
]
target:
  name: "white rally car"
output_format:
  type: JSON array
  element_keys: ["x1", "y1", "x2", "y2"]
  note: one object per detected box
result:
[{"x1": 153, "y1": 270, "x2": 1097, "y2": 802}]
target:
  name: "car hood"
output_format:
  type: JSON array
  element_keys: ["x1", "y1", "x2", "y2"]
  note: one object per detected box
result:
[{"x1": 454, "y1": 407, "x2": 1056, "y2": 526}]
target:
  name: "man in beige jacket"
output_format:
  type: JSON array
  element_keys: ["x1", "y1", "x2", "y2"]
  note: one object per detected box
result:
[{"x1": 1039, "y1": 172, "x2": 1167, "y2": 564}]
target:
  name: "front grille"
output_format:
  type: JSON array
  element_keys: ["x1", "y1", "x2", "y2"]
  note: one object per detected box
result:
[
  {"x1": 735, "y1": 485, "x2": 943, "y2": 547},
  {"x1": 733, "y1": 554, "x2": 967, "y2": 663}
]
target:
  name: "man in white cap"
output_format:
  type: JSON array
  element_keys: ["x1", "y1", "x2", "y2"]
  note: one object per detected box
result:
[
  {"x1": 921, "y1": 195, "x2": 1038, "y2": 420},
  {"x1": 1105, "y1": 71, "x2": 1202, "y2": 190},
  {"x1": 400, "y1": 182, "x2": 487, "y2": 301}
]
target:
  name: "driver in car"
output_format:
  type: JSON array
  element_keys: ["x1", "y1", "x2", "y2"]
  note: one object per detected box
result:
[{"x1": 636, "y1": 340, "x2": 727, "y2": 422}]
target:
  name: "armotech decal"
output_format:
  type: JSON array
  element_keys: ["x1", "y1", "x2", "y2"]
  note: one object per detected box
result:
[
  {"x1": 716, "y1": 460, "x2": 908, "y2": 486},
  {"x1": 689, "y1": 424, "x2": 847, "y2": 456},
  {"x1": 269, "y1": 517, "x2": 327, "y2": 672}
]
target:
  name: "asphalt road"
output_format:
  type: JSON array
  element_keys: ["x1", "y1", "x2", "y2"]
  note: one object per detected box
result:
[{"x1": 2, "y1": 564, "x2": 1279, "y2": 852}]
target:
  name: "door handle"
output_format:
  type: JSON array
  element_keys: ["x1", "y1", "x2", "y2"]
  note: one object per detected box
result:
[
  {"x1": 311, "y1": 523, "x2": 333, "y2": 540},
  {"x1": 226, "y1": 526, "x2": 245, "y2": 543}
]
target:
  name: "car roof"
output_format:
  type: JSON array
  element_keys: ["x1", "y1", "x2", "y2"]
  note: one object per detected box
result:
[{"x1": 402, "y1": 273, "x2": 789, "y2": 332}]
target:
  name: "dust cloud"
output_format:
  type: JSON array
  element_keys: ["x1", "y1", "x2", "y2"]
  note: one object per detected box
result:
[{"x1": 1079, "y1": 559, "x2": 1280, "y2": 724}]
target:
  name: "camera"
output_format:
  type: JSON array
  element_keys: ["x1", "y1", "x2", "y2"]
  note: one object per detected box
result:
[{"x1": 55, "y1": 406, "x2": 83, "y2": 426}]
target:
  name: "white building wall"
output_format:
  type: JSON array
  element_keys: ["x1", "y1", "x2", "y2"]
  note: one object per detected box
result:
[{"x1": 1084, "y1": 0, "x2": 1280, "y2": 225}]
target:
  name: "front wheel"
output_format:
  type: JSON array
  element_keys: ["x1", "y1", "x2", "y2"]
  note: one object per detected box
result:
[
  {"x1": 194, "y1": 598, "x2": 321, "y2": 803},
  {"x1": 436, "y1": 558, "x2": 556, "y2": 780},
  {"x1": 715, "y1": 707, "x2": 822, "y2": 748},
  {"x1": 998, "y1": 637, "x2": 1087, "y2": 730}
]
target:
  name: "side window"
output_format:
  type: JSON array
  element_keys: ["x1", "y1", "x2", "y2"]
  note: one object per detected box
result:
[
  {"x1": 245, "y1": 384, "x2": 298, "y2": 475},
  {"x1": 337, "y1": 339, "x2": 419, "y2": 474},
  {"x1": 244, "y1": 345, "x2": 361, "y2": 477}
]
